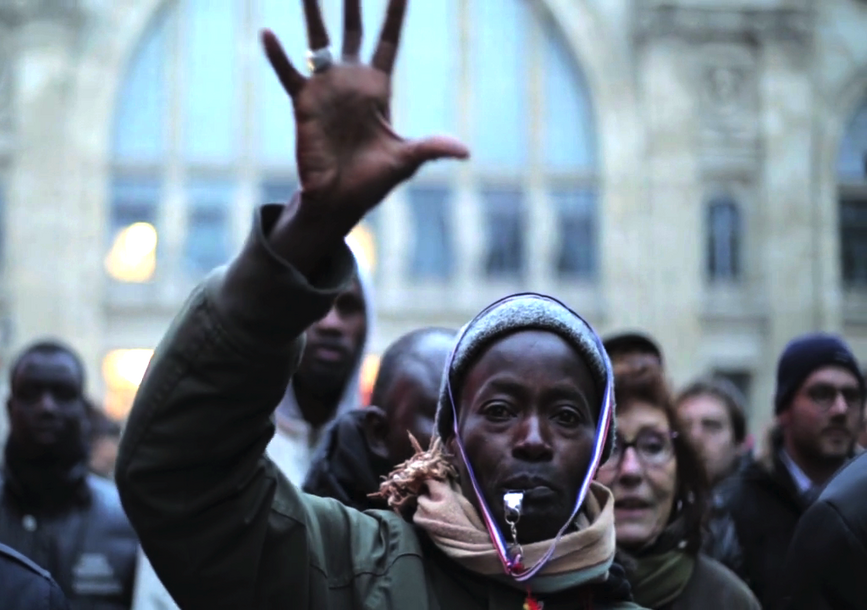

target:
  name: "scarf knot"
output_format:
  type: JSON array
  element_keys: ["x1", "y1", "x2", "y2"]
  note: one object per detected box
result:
[{"x1": 371, "y1": 435, "x2": 456, "y2": 516}]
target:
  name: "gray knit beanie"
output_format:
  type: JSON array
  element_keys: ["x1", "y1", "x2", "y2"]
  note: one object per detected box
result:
[{"x1": 434, "y1": 293, "x2": 616, "y2": 462}]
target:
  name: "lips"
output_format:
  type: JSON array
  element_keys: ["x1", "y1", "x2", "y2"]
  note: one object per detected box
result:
[
  {"x1": 615, "y1": 497, "x2": 652, "y2": 510},
  {"x1": 500, "y1": 475, "x2": 560, "y2": 500},
  {"x1": 307, "y1": 342, "x2": 350, "y2": 363}
]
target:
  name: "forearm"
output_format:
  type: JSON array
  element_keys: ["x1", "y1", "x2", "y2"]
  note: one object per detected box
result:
[{"x1": 115, "y1": 202, "x2": 356, "y2": 603}]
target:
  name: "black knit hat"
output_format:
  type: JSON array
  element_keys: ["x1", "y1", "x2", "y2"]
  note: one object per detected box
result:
[{"x1": 774, "y1": 333, "x2": 865, "y2": 414}]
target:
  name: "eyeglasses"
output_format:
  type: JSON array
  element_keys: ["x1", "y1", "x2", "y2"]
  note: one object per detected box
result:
[
  {"x1": 804, "y1": 383, "x2": 864, "y2": 413},
  {"x1": 599, "y1": 429, "x2": 677, "y2": 470}
]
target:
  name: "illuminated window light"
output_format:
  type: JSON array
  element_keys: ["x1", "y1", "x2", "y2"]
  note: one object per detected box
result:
[
  {"x1": 102, "y1": 349, "x2": 154, "y2": 420},
  {"x1": 360, "y1": 353, "x2": 381, "y2": 406},
  {"x1": 346, "y1": 223, "x2": 377, "y2": 275},
  {"x1": 105, "y1": 222, "x2": 158, "y2": 282}
]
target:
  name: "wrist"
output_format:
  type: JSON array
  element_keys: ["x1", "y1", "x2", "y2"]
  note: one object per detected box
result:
[{"x1": 266, "y1": 193, "x2": 356, "y2": 280}]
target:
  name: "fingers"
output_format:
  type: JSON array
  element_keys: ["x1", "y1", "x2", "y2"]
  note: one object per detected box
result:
[
  {"x1": 342, "y1": 0, "x2": 363, "y2": 59},
  {"x1": 398, "y1": 135, "x2": 470, "y2": 178},
  {"x1": 261, "y1": 30, "x2": 305, "y2": 97},
  {"x1": 302, "y1": 0, "x2": 330, "y2": 50},
  {"x1": 371, "y1": 0, "x2": 407, "y2": 74}
]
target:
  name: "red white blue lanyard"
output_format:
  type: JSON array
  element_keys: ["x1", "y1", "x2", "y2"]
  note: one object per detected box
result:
[{"x1": 445, "y1": 293, "x2": 614, "y2": 582}]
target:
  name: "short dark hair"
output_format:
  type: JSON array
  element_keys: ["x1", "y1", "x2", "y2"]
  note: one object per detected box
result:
[
  {"x1": 613, "y1": 362, "x2": 710, "y2": 555},
  {"x1": 603, "y1": 332, "x2": 663, "y2": 364},
  {"x1": 10, "y1": 340, "x2": 86, "y2": 389},
  {"x1": 370, "y1": 328, "x2": 456, "y2": 411},
  {"x1": 675, "y1": 377, "x2": 748, "y2": 444}
]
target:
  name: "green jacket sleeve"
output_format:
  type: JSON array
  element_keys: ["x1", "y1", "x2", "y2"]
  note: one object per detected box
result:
[{"x1": 116, "y1": 205, "x2": 420, "y2": 610}]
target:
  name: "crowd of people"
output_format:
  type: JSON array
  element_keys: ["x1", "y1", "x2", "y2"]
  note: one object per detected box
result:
[{"x1": 1, "y1": 1, "x2": 866, "y2": 608}]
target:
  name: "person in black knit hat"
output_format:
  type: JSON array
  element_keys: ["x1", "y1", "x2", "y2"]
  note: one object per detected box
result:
[{"x1": 723, "y1": 333, "x2": 865, "y2": 609}]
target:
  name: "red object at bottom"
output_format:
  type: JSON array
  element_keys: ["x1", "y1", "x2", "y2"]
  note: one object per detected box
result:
[{"x1": 523, "y1": 592, "x2": 543, "y2": 610}]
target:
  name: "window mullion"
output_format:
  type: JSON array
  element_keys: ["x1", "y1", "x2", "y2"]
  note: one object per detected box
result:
[{"x1": 161, "y1": 1, "x2": 188, "y2": 298}]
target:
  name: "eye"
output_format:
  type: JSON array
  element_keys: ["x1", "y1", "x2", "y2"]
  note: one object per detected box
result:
[
  {"x1": 703, "y1": 420, "x2": 723, "y2": 433},
  {"x1": 552, "y1": 407, "x2": 585, "y2": 427},
  {"x1": 638, "y1": 435, "x2": 666, "y2": 456},
  {"x1": 482, "y1": 403, "x2": 515, "y2": 421}
]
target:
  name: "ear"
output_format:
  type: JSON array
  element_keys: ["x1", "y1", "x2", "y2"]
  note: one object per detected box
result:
[{"x1": 362, "y1": 406, "x2": 391, "y2": 460}]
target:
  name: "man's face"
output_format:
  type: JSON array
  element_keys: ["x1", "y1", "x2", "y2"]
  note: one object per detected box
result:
[
  {"x1": 295, "y1": 277, "x2": 366, "y2": 396},
  {"x1": 780, "y1": 366, "x2": 864, "y2": 463},
  {"x1": 450, "y1": 330, "x2": 599, "y2": 545},
  {"x1": 382, "y1": 334, "x2": 453, "y2": 463},
  {"x1": 677, "y1": 393, "x2": 742, "y2": 484},
  {"x1": 7, "y1": 351, "x2": 87, "y2": 459}
]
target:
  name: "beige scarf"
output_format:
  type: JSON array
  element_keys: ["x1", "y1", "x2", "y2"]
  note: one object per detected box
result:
[{"x1": 413, "y1": 479, "x2": 616, "y2": 577}]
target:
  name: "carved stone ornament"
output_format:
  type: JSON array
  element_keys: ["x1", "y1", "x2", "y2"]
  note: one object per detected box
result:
[
  {"x1": 696, "y1": 44, "x2": 760, "y2": 170},
  {"x1": 634, "y1": 3, "x2": 813, "y2": 44}
]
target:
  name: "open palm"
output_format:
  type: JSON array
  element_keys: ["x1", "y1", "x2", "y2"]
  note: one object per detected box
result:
[{"x1": 262, "y1": 0, "x2": 469, "y2": 229}]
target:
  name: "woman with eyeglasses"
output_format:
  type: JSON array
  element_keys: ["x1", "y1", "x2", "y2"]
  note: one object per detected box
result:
[{"x1": 596, "y1": 363, "x2": 759, "y2": 610}]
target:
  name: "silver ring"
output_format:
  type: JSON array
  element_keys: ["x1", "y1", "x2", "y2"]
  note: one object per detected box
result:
[{"x1": 306, "y1": 47, "x2": 334, "y2": 74}]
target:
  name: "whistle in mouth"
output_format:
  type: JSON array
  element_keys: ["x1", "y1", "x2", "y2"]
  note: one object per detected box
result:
[{"x1": 504, "y1": 491, "x2": 524, "y2": 522}]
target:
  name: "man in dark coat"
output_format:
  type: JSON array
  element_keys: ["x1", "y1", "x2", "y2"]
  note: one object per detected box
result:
[
  {"x1": 303, "y1": 327, "x2": 455, "y2": 510},
  {"x1": 725, "y1": 334, "x2": 865, "y2": 608},
  {"x1": 0, "y1": 541, "x2": 70, "y2": 609},
  {"x1": 776, "y1": 450, "x2": 867, "y2": 610},
  {"x1": 0, "y1": 340, "x2": 138, "y2": 610}
]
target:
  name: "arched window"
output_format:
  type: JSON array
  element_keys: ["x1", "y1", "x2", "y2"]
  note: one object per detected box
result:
[
  {"x1": 838, "y1": 98, "x2": 867, "y2": 287},
  {"x1": 707, "y1": 198, "x2": 742, "y2": 282},
  {"x1": 110, "y1": 0, "x2": 598, "y2": 285}
]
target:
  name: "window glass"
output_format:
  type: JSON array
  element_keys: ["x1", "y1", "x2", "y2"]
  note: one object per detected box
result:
[
  {"x1": 183, "y1": 0, "x2": 238, "y2": 163},
  {"x1": 184, "y1": 181, "x2": 233, "y2": 274},
  {"x1": 482, "y1": 187, "x2": 525, "y2": 278},
  {"x1": 408, "y1": 186, "x2": 454, "y2": 279},
  {"x1": 553, "y1": 188, "x2": 597, "y2": 278}
]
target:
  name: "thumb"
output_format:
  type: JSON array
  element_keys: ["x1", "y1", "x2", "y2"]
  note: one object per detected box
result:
[{"x1": 399, "y1": 135, "x2": 470, "y2": 176}]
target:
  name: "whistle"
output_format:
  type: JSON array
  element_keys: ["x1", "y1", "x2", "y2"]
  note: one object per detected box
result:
[{"x1": 504, "y1": 491, "x2": 524, "y2": 523}]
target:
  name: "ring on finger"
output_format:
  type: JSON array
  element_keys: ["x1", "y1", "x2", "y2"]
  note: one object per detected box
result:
[{"x1": 306, "y1": 46, "x2": 334, "y2": 74}]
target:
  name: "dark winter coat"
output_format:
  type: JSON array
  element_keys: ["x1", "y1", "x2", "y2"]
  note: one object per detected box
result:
[
  {"x1": 776, "y1": 451, "x2": 867, "y2": 610},
  {"x1": 302, "y1": 409, "x2": 394, "y2": 511},
  {"x1": 724, "y1": 432, "x2": 814, "y2": 609},
  {"x1": 0, "y1": 474, "x2": 138, "y2": 610},
  {"x1": 0, "y1": 541, "x2": 70, "y2": 609}
]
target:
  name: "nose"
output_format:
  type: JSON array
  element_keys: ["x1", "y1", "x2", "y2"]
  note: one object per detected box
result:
[
  {"x1": 616, "y1": 447, "x2": 644, "y2": 486},
  {"x1": 512, "y1": 414, "x2": 554, "y2": 462},
  {"x1": 313, "y1": 306, "x2": 344, "y2": 334},
  {"x1": 34, "y1": 390, "x2": 59, "y2": 415},
  {"x1": 828, "y1": 391, "x2": 850, "y2": 417}
]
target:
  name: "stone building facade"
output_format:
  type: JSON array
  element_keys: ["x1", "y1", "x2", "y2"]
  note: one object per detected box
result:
[{"x1": 0, "y1": 0, "x2": 866, "y2": 440}]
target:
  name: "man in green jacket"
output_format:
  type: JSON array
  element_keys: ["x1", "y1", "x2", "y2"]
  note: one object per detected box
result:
[{"x1": 116, "y1": 2, "x2": 644, "y2": 608}]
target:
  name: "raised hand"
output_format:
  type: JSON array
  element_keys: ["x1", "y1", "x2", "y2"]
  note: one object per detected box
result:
[{"x1": 262, "y1": 0, "x2": 469, "y2": 270}]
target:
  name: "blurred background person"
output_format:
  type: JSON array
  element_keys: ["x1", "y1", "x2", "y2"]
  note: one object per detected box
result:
[
  {"x1": 266, "y1": 260, "x2": 372, "y2": 483},
  {"x1": 303, "y1": 327, "x2": 455, "y2": 511},
  {"x1": 604, "y1": 332, "x2": 664, "y2": 372},
  {"x1": 675, "y1": 377, "x2": 749, "y2": 575},
  {"x1": 724, "y1": 333, "x2": 865, "y2": 608},
  {"x1": 86, "y1": 401, "x2": 122, "y2": 480},
  {"x1": 596, "y1": 362, "x2": 758, "y2": 610},
  {"x1": 0, "y1": 341, "x2": 137, "y2": 609}
]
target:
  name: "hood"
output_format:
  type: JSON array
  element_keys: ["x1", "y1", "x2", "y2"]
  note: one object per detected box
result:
[
  {"x1": 301, "y1": 409, "x2": 392, "y2": 511},
  {"x1": 274, "y1": 243, "x2": 374, "y2": 432},
  {"x1": 432, "y1": 292, "x2": 616, "y2": 582}
]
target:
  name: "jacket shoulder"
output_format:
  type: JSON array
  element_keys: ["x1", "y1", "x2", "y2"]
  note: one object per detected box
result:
[
  {"x1": 0, "y1": 542, "x2": 70, "y2": 609},
  {"x1": 0, "y1": 541, "x2": 52, "y2": 579},
  {"x1": 684, "y1": 555, "x2": 759, "y2": 610}
]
